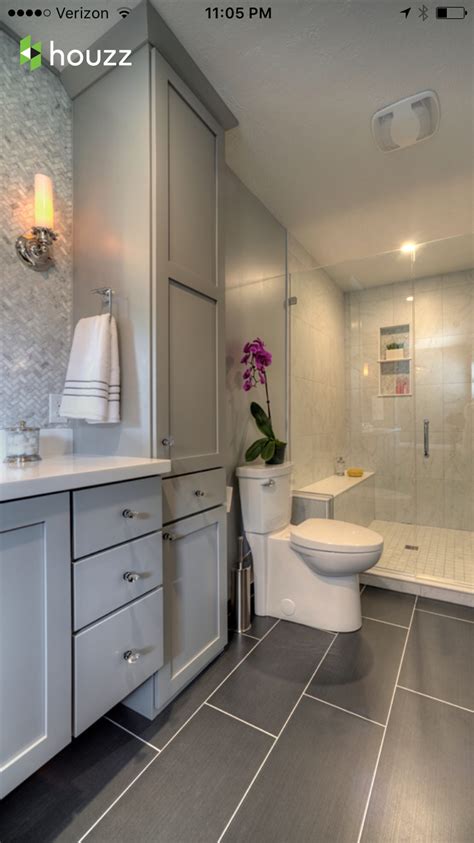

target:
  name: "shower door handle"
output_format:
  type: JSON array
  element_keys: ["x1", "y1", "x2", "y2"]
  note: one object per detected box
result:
[{"x1": 424, "y1": 419, "x2": 430, "y2": 458}]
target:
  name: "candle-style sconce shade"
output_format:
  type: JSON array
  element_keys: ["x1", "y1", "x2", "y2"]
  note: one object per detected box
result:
[{"x1": 16, "y1": 173, "x2": 57, "y2": 272}]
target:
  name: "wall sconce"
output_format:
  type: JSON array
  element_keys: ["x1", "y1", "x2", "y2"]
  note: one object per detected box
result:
[{"x1": 16, "y1": 174, "x2": 57, "y2": 272}]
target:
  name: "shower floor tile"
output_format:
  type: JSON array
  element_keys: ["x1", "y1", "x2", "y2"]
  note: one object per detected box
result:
[{"x1": 370, "y1": 520, "x2": 474, "y2": 587}]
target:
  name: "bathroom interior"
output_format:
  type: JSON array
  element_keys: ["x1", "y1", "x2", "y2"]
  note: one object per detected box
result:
[{"x1": 0, "y1": 1, "x2": 473, "y2": 841}]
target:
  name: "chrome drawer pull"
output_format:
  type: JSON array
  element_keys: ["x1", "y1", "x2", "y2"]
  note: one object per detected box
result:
[
  {"x1": 123, "y1": 571, "x2": 141, "y2": 583},
  {"x1": 161, "y1": 436, "x2": 175, "y2": 447},
  {"x1": 123, "y1": 649, "x2": 140, "y2": 664},
  {"x1": 163, "y1": 531, "x2": 177, "y2": 541},
  {"x1": 194, "y1": 489, "x2": 206, "y2": 497},
  {"x1": 122, "y1": 509, "x2": 141, "y2": 519}
]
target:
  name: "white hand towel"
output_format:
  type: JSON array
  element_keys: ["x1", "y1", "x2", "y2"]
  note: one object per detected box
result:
[{"x1": 59, "y1": 314, "x2": 121, "y2": 423}]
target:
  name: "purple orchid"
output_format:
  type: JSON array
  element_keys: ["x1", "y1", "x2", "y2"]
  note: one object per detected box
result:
[{"x1": 241, "y1": 337, "x2": 273, "y2": 421}]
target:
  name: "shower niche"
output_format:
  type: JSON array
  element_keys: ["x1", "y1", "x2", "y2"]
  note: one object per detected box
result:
[{"x1": 378, "y1": 323, "x2": 411, "y2": 396}]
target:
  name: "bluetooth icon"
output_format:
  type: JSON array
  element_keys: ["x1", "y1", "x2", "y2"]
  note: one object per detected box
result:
[{"x1": 418, "y1": 4, "x2": 429, "y2": 19}]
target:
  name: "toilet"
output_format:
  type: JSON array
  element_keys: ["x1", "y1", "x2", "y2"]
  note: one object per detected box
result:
[{"x1": 236, "y1": 462, "x2": 383, "y2": 632}]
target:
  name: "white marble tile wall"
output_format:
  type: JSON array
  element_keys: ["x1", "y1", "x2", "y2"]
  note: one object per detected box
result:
[
  {"x1": 288, "y1": 238, "x2": 346, "y2": 490},
  {"x1": 346, "y1": 271, "x2": 473, "y2": 531}
]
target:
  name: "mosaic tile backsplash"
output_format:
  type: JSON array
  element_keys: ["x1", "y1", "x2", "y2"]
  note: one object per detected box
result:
[{"x1": 0, "y1": 30, "x2": 73, "y2": 428}]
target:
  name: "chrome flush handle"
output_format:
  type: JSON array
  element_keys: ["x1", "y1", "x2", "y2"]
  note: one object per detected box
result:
[{"x1": 262, "y1": 479, "x2": 276, "y2": 487}]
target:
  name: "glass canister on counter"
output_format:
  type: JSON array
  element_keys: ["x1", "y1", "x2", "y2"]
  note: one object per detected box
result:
[
  {"x1": 4, "y1": 420, "x2": 41, "y2": 464},
  {"x1": 335, "y1": 456, "x2": 345, "y2": 476}
]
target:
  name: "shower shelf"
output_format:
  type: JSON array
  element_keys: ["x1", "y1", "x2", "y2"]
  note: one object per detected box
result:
[{"x1": 378, "y1": 323, "x2": 412, "y2": 397}]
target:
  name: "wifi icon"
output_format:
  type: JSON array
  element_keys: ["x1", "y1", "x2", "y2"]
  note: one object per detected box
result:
[{"x1": 118, "y1": 7, "x2": 131, "y2": 19}]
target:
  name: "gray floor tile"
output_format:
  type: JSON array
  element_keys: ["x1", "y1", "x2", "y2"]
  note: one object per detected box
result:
[
  {"x1": 307, "y1": 618, "x2": 407, "y2": 724},
  {"x1": 109, "y1": 631, "x2": 255, "y2": 749},
  {"x1": 223, "y1": 695, "x2": 382, "y2": 843},
  {"x1": 362, "y1": 688, "x2": 474, "y2": 842},
  {"x1": 87, "y1": 704, "x2": 273, "y2": 842},
  {"x1": 361, "y1": 585, "x2": 415, "y2": 626},
  {"x1": 399, "y1": 610, "x2": 474, "y2": 709},
  {"x1": 210, "y1": 621, "x2": 334, "y2": 735},
  {"x1": 0, "y1": 718, "x2": 156, "y2": 843},
  {"x1": 416, "y1": 596, "x2": 474, "y2": 623},
  {"x1": 241, "y1": 614, "x2": 277, "y2": 638}
]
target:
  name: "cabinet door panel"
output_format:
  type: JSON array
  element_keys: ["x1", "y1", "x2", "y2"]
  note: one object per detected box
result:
[
  {"x1": 0, "y1": 494, "x2": 71, "y2": 798},
  {"x1": 154, "y1": 507, "x2": 227, "y2": 711},
  {"x1": 168, "y1": 86, "x2": 216, "y2": 288},
  {"x1": 169, "y1": 281, "x2": 217, "y2": 461}
]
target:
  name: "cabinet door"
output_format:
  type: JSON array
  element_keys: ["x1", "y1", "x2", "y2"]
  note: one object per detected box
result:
[
  {"x1": 153, "y1": 51, "x2": 225, "y2": 474},
  {"x1": 154, "y1": 506, "x2": 227, "y2": 712},
  {"x1": 0, "y1": 494, "x2": 71, "y2": 798}
]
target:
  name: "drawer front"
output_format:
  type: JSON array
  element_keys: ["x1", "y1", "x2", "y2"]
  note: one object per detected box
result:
[
  {"x1": 162, "y1": 468, "x2": 225, "y2": 524},
  {"x1": 73, "y1": 477, "x2": 162, "y2": 558},
  {"x1": 73, "y1": 532, "x2": 163, "y2": 631},
  {"x1": 73, "y1": 588, "x2": 163, "y2": 736}
]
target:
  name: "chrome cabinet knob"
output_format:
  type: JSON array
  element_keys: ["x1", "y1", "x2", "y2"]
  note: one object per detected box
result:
[
  {"x1": 163, "y1": 531, "x2": 177, "y2": 541},
  {"x1": 122, "y1": 509, "x2": 139, "y2": 519},
  {"x1": 194, "y1": 489, "x2": 206, "y2": 497},
  {"x1": 123, "y1": 571, "x2": 140, "y2": 583},
  {"x1": 123, "y1": 649, "x2": 140, "y2": 664},
  {"x1": 161, "y1": 436, "x2": 175, "y2": 447}
]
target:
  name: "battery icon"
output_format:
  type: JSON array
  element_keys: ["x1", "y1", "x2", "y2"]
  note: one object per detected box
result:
[{"x1": 436, "y1": 6, "x2": 468, "y2": 17}]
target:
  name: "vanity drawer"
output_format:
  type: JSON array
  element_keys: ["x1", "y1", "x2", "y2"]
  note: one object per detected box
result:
[
  {"x1": 73, "y1": 532, "x2": 163, "y2": 631},
  {"x1": 162, "y1": 468, "x2": 225, "y2": 523},
  {"x1": 73, "y1": 476, "x2": 162, "y2": 558},
  {"x1": 73, "y1": 588, "x2": 163, "y2": 736}
]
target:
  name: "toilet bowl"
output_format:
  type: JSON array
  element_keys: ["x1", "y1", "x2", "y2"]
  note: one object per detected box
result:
[{"x1": 236, "y1": 462, "x2": 383, "y2": 632}]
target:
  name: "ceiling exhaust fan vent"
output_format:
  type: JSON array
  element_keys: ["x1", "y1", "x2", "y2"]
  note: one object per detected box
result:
[{"x1": 372, "y1": 91, "x2": 440, "y2": 153}]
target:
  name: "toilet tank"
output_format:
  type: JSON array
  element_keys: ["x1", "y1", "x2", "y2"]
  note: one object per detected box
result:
[{"x1": 236, "y1": 462, "x2": 292, "y2": 534}]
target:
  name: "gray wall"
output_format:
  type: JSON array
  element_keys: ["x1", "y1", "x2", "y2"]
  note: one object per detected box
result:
[
  {"x1": 0, "y1": 30, "x2": 72, "y2": 428},
  {"x1": 225, "y1": 167, "x2": 287, "y2": 570}
]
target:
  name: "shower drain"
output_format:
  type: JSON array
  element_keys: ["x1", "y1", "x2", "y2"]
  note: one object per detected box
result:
[{"x1": 405, "y1": 544, "x2": 419, "y2": 551}]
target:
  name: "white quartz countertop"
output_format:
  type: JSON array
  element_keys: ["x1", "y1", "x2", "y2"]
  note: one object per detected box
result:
[
  {"x1": 299, "y1": 471, "x2": 374, "y2": 498},
  {"x1": 0, "y1": 456, "x2": 171, "y2": 502}
]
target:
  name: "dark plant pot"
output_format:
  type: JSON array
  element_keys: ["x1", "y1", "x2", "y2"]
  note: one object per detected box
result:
[{"x1": 266, "y1": 443, "x2": 286, "y2": 465}]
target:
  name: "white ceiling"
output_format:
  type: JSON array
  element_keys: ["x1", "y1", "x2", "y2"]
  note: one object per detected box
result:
[{"x1": 4, "y1": 0, "x2": 473, "y2": 268}]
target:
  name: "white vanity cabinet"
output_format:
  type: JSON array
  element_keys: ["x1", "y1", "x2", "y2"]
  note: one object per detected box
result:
[{"x1": 0, "y1": 493, "x2": 71, "y2": 799}]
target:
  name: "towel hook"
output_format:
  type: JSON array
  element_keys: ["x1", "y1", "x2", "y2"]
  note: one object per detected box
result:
[{"x1": 91, "y1": 287, "x2": 114, "y2": 319}]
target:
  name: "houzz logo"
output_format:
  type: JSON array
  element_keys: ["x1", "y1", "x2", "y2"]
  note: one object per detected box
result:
[
  {"x1": 19, "y1": 36, "x2": 132, "y2": 71},
  {"x1": 20, "y1": 36, "x2": 42, "y2": 71}
]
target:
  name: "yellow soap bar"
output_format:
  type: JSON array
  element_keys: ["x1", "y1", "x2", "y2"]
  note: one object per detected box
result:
[{"x1": 347, "y1": 468, "x2": 364, "y2": 477}]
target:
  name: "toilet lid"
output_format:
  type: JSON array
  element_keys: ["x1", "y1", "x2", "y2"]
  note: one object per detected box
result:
[{"x1": 290, "y1": 519, "x2": 384, "y2": 554}]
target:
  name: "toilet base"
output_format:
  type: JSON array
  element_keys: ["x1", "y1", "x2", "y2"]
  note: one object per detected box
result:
[{"x1": 256, "y1": 529, "x2": 362, "y2": 633}]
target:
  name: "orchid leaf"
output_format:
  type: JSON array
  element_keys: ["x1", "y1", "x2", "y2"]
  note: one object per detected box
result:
[
  {"x1": 245, "y1": 438, "x2": 268, "y2": 462},
  {"x1": 250, "y1": 402, "x2": 274, "y2": 438},
  {"x1": 261, "y1": 439, "x2": 276, "y2": 462}
]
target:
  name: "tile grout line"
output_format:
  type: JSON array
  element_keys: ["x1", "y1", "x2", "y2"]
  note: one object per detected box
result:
[
  {"x1": 204, "y1": 702, "x2": 278, "y2": 739},
  {"x1": 216, "y1": 633, "x2": 338, "y2": 843},
  {"x1": 355, "y1": 595, "x2": 418, "y2": 843},
  {"x1": 303, "y1": 692, "x2": 385, "y2": 728},
  {"x1": 239, "y1": 631, "x2": 261, "y2": 641},
  {"x1": 397, "y1": 685, "x2": 474, "y2": 714},
  {"x1": 79, "y1": 618, "x2": 281, "y2": 842},
  {"x1": 362, "y1": 615, "x2": 409, "y2": 629},
  {"x1": 415, "y1": 608, "x2": 474, "y2": 625},
  {"x1": 77, "y1": 753, "x2": 159, "y2": 843},
  {"x1": 103, "y1": 716, "x2": 161, "y2": 753}
]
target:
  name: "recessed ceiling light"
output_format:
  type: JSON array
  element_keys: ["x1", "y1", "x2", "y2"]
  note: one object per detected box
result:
[{"x1": 401, "y1": 241, "x2": 417, "y2": 254}]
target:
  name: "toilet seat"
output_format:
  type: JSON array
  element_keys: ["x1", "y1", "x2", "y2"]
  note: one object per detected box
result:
[{"x1": 290, "y1": 518, "x2": 383, "y2": 554}]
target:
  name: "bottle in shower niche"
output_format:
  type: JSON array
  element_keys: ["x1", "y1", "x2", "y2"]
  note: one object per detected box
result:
[{"x1": 335, "y1": 456, "x2": 345, "y2": 476}]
